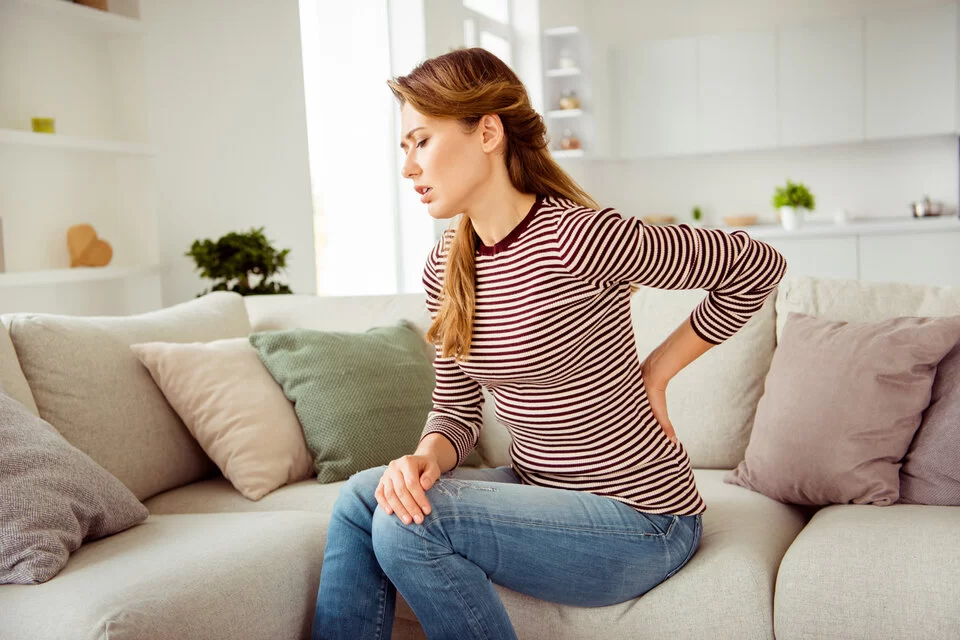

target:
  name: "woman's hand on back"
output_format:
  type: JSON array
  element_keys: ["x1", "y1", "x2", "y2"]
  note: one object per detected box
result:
[{"x1": 375, "y1": 454, "x2": 442, "y2": 525}]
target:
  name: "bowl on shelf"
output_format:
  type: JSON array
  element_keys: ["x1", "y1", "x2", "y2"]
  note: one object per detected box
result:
[
  {"x1": 641, "y1": 215, "x2": 676, "y2": 225},
  {"x1": 722, "y1": 215, "x2": 759, "y2": 227}
]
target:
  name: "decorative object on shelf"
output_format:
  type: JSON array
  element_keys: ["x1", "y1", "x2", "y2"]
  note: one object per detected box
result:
[
  {"x1": 67, "y1": 224, "x2": 113, "y2": 267},
  {"x1": 642, "y1": 215, "x2": 676, "y2": 224},
  {"x1": 73, "y1": 0, "x2": 110, "y2": 11},
  {"x1": 909, "y1": 196, "x2": 945, "y2": 218},
  {"x1": 558, "y1": 89, "x2": 581, "y2": 110},
  {"x1": 559, "y1": 129, "x2": 581, "y2": 150},
  {"x1": 186, "y1": 226, "x2": 292, "y2": 297},
  {"x1": 772, "y1": 179, "x2": 816, "y2": 231},
  {"x1": 31, "y1": 118, "x2": 55, "y2": 134},
  {"x1": 557, "y1": 48, "x2": 576, "y2": 69},
  {"x1": 0, "y1": 217, "x2": 5, "y2": 272},
  {"x1": 723, "y1": 215, "x2": 759, "y2": 227}
]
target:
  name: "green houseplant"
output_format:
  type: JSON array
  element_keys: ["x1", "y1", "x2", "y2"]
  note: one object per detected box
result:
[
  {"x1": 186, "y1": 227, "x2": 292, "y2": 297},
  {"x1": 771, "y1": 180, "x2": 816, "y2": 231}
]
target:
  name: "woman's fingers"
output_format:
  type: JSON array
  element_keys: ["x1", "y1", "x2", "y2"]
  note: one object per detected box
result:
[{"x1": 398, "y1": 467, "x2": 429, "y2": 523}]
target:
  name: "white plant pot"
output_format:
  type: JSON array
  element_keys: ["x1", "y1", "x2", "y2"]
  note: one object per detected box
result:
[{"x1": 779, "y1": 206, "x2": 808, "y2": 231}]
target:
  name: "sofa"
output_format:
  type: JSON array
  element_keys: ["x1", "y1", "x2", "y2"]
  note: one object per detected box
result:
[{"x1": 0, "y1": 273, "x2": 957, "y2": 640}]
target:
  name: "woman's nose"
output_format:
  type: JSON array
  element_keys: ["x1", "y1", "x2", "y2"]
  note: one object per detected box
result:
[{"x1": 401, "y1": 155, "x2": 419, "y2": 179}]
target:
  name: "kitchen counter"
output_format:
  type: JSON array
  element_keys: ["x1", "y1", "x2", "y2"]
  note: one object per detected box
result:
[{"x1": 715, "y1": 215, "x2": 960, "y2": 239}]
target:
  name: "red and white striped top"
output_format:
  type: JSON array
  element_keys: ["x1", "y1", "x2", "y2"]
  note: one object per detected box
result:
[{"x1": 419, "y1": 194, "x2": 787, "y2": 516}]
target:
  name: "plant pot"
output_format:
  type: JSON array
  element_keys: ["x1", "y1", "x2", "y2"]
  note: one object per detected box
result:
[{"x1": 779, "y1": 206, "x2": 808, "y2": 231}]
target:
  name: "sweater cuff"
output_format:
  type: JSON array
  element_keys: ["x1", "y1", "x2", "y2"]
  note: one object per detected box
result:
[{"x1": 420, "y1": 416, "x2": 476, "y2": 468}]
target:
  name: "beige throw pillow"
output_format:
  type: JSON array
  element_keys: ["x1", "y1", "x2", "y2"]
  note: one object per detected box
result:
[
  {"x1": 724, "y1": 311, "x2": 960, "y2": 506},
  {"x1": 131, "y1": 338, "x2": 314, "y2": 501}
]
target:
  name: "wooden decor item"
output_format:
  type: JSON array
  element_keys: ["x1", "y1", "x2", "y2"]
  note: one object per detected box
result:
[
  {"x1": 74, "y1": 0, "x2": 110, "y2": 11},
  {"x1": 67, "y1": 224, "x2": 113, "y2": 267}
]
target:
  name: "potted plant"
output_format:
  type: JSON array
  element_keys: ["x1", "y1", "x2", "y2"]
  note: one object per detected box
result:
[
  {"x1": 691, "y1": 206, "x2": 704, "y2": 228},
  {"x1": 772, "y1": 180, "x2": 816, "y2": 231},
  {"x1": 185, "y1": 227, "x2": 293, "y2": 297}
]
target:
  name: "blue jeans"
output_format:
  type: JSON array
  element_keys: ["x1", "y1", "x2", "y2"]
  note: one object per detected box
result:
[{"x1": 312, "y1": 463, "x2": 703, "y2": 640}]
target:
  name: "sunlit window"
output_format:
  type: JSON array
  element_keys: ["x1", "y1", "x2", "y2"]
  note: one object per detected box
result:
[
  {"x1": 463, "y1": 0, "x2": 514, "y2": 68},
  {"x1": 299, "y1": 0, "x2": 396, "y2": 295},
  {"x1": 463, "y1": 0, "x2": 509, "y2": 24}
]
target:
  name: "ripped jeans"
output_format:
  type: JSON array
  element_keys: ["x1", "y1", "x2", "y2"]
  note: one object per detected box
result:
[{"x1": 311, "y1": 464, "x2": 702, "y2": 640}]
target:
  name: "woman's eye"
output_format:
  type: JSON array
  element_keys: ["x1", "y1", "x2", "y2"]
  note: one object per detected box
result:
[{"x1": 416, "y1": 139, "x2": 427, "y2": 149}]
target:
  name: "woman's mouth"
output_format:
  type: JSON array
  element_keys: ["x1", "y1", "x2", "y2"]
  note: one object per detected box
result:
[{"x1": 420, "y1": 187, "x2": 433, "y2": 203}]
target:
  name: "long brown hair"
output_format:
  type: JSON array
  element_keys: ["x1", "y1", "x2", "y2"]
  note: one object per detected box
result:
[{"x1": 388, "y1": 47, "x2": 599, "y2": 362}]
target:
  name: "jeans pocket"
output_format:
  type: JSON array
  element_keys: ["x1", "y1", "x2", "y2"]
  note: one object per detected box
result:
[
  {"x1": 642, "y1": 512, "x2": 678, "y2": 537},
  {"x1": 664, "y1": 515, "x2": 701, "y2": 580}
]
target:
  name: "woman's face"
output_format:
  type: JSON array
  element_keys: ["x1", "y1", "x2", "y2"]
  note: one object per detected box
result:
[{"x1": 399, "y1": 103, "x2": 495, "y2": 220}]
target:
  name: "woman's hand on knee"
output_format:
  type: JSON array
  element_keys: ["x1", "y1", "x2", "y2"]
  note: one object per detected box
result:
[{"x1": 374, "y1": 455, "x2": 441, "y2": 525}]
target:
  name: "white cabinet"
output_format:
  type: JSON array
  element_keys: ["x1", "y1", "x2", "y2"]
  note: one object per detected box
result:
[
  {"x1": 865, "y1": 2, "x2": 958, "y2": 140},
  {"x1": 615, "y1": 36, "x2": 697, "y2": 158},
  {"x1": 859, "y1": 232, "x2": 960, "y2": 287},
  {"x1": 742, "y1": 218, "x2": 960, "y2": 287},
  {"x1": 765, "y1": 236, "x2": 860, "y2": 282},
  {"x1": 698, "y1": 30, "x2": 777, "y2": 153},
  {"x1": 779, "y1": 18, "x2": 864, "y2": 146}
]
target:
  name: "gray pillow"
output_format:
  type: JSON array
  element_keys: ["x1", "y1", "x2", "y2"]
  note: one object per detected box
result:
[
  {"x1": 898, "y1": 339, "x2": 960, "y2": 505},
  {"x1": 0, "y1": 390, "x2": 149, "y2": 585},
  {"x1": 724, "y1": 311, "x2": 960, "y2": 506}
]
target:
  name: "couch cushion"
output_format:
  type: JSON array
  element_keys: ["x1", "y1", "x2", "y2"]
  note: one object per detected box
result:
[
  {"x1": 130, "y1": 338, "x2": 314, "y2": 501},
  {"x1": 148, "y1": 467, "x2": 810, "y2": 640},
  {"x1": 0, "y1": 511, "x2": 328, "y2": 640},
  {"x1": 629, "y1": 286, "x2": 779, "y2": 469},
  {"x1": 3, "y1": 292, "x2": 252, "y2": 502},
  {"x1": 401, "y1": 468, "x2": 809, "y2": 639},
  {"x1": 725, "y1": 311, "x2": 960, "y2": 507},
  {"x1": 774, "y1": 504, "x2": 960, "y2": 639},
  {"x1": 0, "y1": 389, "x2": 149, "y2": 585},
  {"x1": 0, "y1": 320, "x2": 38, "y2": 416},
  {"x1": 244, "y1": 293, "x2": 502, "y2": 466}
]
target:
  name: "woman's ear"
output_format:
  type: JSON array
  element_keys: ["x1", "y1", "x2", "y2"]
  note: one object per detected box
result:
[{"x1": 479, "y1": 114, "x2": 504, "y2": 154}]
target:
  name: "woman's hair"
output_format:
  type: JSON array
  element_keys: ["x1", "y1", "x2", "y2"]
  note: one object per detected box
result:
[{"x1": 387, "y1": 47, "x2": 599, "y2": 362}]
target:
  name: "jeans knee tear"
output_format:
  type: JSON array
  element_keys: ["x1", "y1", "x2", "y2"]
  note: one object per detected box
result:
[{"x1": 433, "y1": 477, "x2": 497, "y2": 498}]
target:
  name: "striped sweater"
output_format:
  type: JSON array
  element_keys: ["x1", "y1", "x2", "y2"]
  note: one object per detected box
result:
[{"x1": 418, "y1": 194, "x2": 787, "y2": 516}]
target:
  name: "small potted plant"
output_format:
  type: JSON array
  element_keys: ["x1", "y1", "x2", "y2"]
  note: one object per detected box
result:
[
  {"x1": 186, "y1": 227, "x2": 293, "y2": 297},
  {"x1": 691, "y1": 206, "x2": 704, "y2": 228},
  {"x1": 772, "y1": 180, "x2": 816, "y2": 231}
]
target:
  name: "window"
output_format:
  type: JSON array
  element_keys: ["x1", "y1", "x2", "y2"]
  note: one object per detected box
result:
[{"x1": 463, "y1": 0, "x2": 514, "y2": 67}]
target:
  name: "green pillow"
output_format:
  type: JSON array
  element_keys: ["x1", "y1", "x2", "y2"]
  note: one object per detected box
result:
[{"x1": 249, "y1": 320, "x2": 482, "y2": 483}]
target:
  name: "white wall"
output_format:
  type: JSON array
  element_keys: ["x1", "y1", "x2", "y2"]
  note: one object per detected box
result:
[
  {"x1": 141, "y1": 0, "x2": 316, "y2": 305},
  {"x1": 544, "y1": 0, "x2": 959, "y2": 224}
]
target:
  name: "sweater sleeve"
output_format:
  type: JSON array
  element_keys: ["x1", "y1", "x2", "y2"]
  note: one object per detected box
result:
[
  {"x1": 417, "y1": 230, "x2": 484, "y2": 468},
  {"x1": 555, "y1": 205, "x2": 787, "y2": 345}
]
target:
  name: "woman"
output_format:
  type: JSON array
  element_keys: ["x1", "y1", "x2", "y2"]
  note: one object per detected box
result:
[{"x1": 312, "y1": 47, "x2": 786, "y2": 640}]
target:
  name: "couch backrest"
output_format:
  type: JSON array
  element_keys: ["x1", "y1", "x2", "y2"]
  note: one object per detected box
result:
[
  {"x1": 0, "y1": 320, "x2": 39, "y2": 416},
  {"x1": 244, "y1": 286, "x2": 782, "y2": 470},
  {"x1": 775, "y1": 274, "x2": 960, "y2": 339},
  {"x1": 1, "y1": 292, "x2": 252, "y2": 501}
]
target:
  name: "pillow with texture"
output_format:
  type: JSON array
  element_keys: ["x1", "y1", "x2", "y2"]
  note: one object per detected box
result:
[
  {"x1": 724, "y1": 311, "x2": 960, "y2": 506},
  {"x1": 131, "y1": 338, "x2": 315, "y2": 501},
  {"x1": 0, "y1": 389, "x2": 149, "y2": 585},
  {"x1": 249, "y1": 320, "x2": 482, "y2": 483},
  {"x1": 898, "y1": 339, "x2": 960, "y2": 505}
]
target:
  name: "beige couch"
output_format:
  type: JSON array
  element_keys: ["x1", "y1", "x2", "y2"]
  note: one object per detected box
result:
[{"x1": 1, "y1": 274, "x2": 957, "y2": 640}]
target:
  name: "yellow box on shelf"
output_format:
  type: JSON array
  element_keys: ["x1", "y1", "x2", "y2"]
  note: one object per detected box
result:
[{"x1": 31, "y1": 117, "x2": 55, "y2": 134}]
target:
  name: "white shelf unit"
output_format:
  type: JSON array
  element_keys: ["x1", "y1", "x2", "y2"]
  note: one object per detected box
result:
[
  {"x1": 541, "y1": 26, "x2": 593, "y2": 158},
  {"x1": 0, "y1": 0, "x2": 162, "y2": 315}
]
